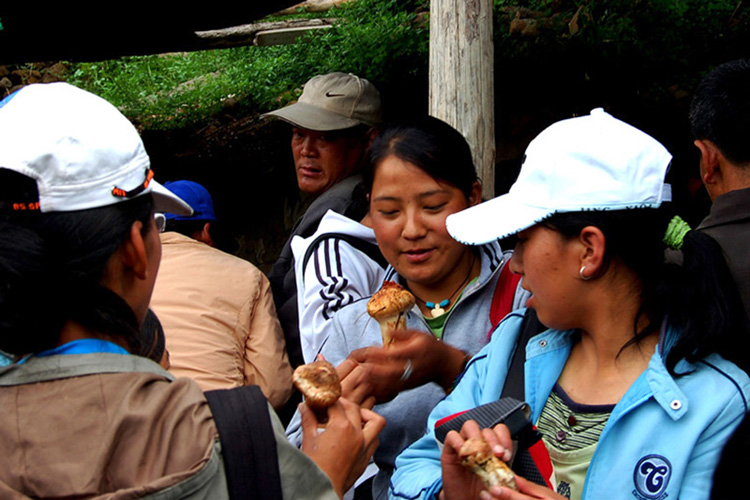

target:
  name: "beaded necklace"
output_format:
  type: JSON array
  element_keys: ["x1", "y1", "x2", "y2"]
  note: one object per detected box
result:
[{"x1": 409, "y1": 253, "x2": 476, "y2": 318}]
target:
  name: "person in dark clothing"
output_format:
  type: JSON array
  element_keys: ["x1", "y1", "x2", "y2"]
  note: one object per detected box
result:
[
  {"x1": 689, "y1": 58, "x2": 750, "y2": 322},
  {"x1": 263, "y1": 72, "x2": 381, "y2": 368}
]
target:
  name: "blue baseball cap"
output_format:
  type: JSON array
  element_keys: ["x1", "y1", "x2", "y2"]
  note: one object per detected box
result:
[{"x1": 163, "y1": 180, "x2": 218, "y2": 221}]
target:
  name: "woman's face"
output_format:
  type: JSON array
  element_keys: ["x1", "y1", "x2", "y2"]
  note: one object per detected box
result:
[
  {"x1": 369, "y1": 155, "x2": 480, "y2": 290},
  {"x1": 509, "y1": 225, "x2": 582, "y2": 330}
]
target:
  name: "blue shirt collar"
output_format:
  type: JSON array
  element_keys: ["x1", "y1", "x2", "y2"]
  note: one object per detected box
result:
[{"x1": 19, "y1": 339, "x2": 128, "y2": 364}]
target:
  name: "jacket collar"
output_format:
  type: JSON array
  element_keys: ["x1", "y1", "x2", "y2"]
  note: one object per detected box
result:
[
  {"x1": 698, "y1": 186, "x2": 750, "y2": 230},
  {"x1": 525, "y1": 323, "x2": 690, "y2": 421},
  {"x1": 0, "y1": 352, "x2": 172, "y2": 386}
]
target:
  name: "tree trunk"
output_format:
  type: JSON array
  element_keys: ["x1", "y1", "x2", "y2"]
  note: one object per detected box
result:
[{"x1": 429, "y1": 0, "x2": 495, "y2": 198}]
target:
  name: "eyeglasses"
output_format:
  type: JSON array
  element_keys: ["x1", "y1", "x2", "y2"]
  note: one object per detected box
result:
[{"x1": 154, "y1": 213, "x2": 166, "y2": 232}]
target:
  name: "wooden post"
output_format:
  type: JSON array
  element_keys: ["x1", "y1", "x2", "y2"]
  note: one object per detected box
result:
[{"x1": 429, "y1": 0, "x2": 495, "y2": 198}]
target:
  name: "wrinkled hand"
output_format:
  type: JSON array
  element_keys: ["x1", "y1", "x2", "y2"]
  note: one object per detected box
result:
[
  {"x1": 440, "y1": 420, "x2": 514, "y2": 500},
  {"x1": 347, "y1": 329, "x2": 468, "y2": 402},
  {"x1": 300, "y1": 397, "x2": 385, "y2": 498}
]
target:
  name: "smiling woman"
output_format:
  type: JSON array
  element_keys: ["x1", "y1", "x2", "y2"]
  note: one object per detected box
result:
[
  {"x1": 369, "y1": 154, "x2": 481, "y2": 303},
  {"x1": 286, "y1": 116, "x2": 529, "y2": 499}
]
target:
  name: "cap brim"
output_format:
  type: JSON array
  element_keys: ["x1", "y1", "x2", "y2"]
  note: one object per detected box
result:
[
  {"x1": 446, "y1": 194, "x2": 552, "y2": 245},
  {"x1": 261, "y1": 102, "x2": 364, "y2": 131},
  {"x1": 149, "y1": 181, "x2": 193, "y2": 216}
]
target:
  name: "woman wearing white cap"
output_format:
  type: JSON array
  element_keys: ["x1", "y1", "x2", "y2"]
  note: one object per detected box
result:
[
  {"x1": 0, "y1": 83, "x2": 383, "y2": 499},
  {"x1": 390, "y1": 109, "x2": 750, "y2": 500}
]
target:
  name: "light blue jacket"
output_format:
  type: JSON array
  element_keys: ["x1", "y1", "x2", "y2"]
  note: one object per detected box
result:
[{"x1": 390, "y1": 310, "x2": 750, "y2": 500}]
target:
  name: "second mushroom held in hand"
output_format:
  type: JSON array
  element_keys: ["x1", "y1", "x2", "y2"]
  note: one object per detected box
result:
[{"x1": 293, "y1": 358, "x2": 342, "y2": 424}]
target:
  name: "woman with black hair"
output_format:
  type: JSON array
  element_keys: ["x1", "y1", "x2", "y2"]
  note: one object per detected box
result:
[
  {"x1": 391, "y1": 109, "x2": 750, "y2": 500},
  {"x1": 287, "y1": 116, "x2": 528, "y2": 499},
  {"x1": 0, "y1": 82, "x2": 383, "y2": 499}
]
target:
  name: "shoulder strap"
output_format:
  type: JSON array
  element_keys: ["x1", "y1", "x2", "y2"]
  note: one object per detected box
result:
[
  {"x1": 489, "y1": 260, "x2": 523, "y2": 330},
  {"x1": 500, "y1": 308, "x2": 550, "y2": 487},
  {"x1": 500, "y1": 308, "x2": 545, "y2": 401},
  {"x1": 302, "y1": 232, "x2": 389, "y2": 271},
  {"x1": 204, "y1": 386, "x2": 283, "y2": 500}
]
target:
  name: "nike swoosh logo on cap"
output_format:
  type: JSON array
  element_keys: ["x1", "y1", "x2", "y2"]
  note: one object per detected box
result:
[{"x1": 325, "y1": 92, "x2": 345, "y2": 97}]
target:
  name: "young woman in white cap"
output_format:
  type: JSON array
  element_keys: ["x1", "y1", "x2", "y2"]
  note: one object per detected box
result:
[
  {"x1": 0, "y1": 82, "x2": 383, "y2": 499},
  {"x1": 286, "y1": 116, "x2": 528, "y2": 499},
  {"x1": 390, "y1": 109, "x2": 750, "y2": 500}
]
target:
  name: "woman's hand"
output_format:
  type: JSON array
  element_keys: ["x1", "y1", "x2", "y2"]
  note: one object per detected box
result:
[
  {"x1": 335, "y1": 358, "x2": 376, "y2": 409},
  {"x1": 440, "y1": 421, "x2": 565, "y2": 500},
  {"x1": 440, "y1": 420, "x2": 514, "y2": 500},
  {"x1": 347, "y1": 329, "x2": 468, "y2": 402},
  {"x1": 300, "y1": 396, "x2": 385, "y2": 498},
  {"x1": 479, "y1": 477, "x2": 567, "y2": 500}
]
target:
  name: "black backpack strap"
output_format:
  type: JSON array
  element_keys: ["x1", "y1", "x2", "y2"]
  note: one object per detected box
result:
[
  {"x1": 501, "y1": 308, "x2": 545, "y2": 401},
  {"x1": 204, "y1": 386, "x2": 283, "y2": 500},
  {"x1": 302, "y1": 232, "x2": 388, "y2": 272},
  {"x1": 500, "y1": 308, "x2": 548, "y2": 486}
]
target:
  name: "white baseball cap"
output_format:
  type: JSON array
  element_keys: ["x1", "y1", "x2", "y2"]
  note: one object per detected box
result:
[
  {"x1": 446, "y1": 108, "x2": 673, "y2": 244},
  {"x1": 0, "y1": 82, "x2": 192, "y2": 215}
]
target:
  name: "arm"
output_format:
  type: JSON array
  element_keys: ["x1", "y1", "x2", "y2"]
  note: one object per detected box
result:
[
  {"x1": 390, "y1": 350, "x2": 493, "y2": 499},
  {"x1": 390, "y1": 313, "x2": 527, "y2": 500},
  {"x1": 242, "y1": 271, "x2": 293, "y2": 410},
  {"x1": 679, "y1": 386, "x2": 749, "y2": 500},
  {"x1": 296, "y1": 237, "x2": 384, "y2": 364}
]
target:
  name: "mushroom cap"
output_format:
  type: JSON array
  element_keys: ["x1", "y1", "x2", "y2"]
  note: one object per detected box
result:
[
  {"x1": 367, "y1": 281, "x2": 416, "y2": 321},
  {"x1": 293, "y1": 359, "x2": 342, "y2": 408}
]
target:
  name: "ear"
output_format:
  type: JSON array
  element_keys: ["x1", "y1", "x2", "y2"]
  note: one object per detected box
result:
[
  {"x1": 364, "y1": 127, "x2": 378, "y2": 149},
  {"x1": 121, "y1": 221, "x2": 150, "y2": 281},
  {"x1": 468, "y1": 181, "x2": 482, "y2": 207},
  {"x1": 201, "y1": 222, "x2": 215, "y2": 247},
  {"x1": 694, "y1": 139, "x2": 721, "y2": 185},
  {"x1": 578, "y1": 226, "x2": 606, "y2": 279}
]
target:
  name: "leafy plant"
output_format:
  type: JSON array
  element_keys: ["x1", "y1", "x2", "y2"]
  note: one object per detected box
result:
[{"x1": 66, "y1": 0, "x2": 428, "y2": 129}]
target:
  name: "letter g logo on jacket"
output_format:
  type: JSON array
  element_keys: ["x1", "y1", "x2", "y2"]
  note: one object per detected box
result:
[{"x1": 633, "y1": 455, "x2": 672, "y2": 499}]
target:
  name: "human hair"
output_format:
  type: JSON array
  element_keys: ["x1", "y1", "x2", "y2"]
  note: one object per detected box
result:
[
  {"x1": 165, "y1": 218, "x2": 210, "y2": 239},
  {"x1": 543, "y1": 207, "x2": 750, "y2": 375},
  {"x1": 689, "y1": 59, "x2": 750, "y2": 165},
  {"x1": 363, "y1": 116, "x2": 478, "y2": 199},
  {"x1": 0, "y1": 170, "x2": 154, "y2": 356},
  {"x1": 140, "y1": 308, "x2": 166, "y2": 364}
]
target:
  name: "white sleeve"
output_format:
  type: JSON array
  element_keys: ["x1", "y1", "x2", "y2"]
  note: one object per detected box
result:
[{"x1": 295, "y1": 237, "x2": 385, "y2": 364}]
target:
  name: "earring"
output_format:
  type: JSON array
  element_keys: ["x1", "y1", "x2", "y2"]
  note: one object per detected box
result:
[{"x1": 579, "y1": 266, "x2": 592, "y2": 281}]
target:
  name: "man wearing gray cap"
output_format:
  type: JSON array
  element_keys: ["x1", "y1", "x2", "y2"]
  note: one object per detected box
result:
[{"x1": 264, "y1": 72, "x2": 381, "y2": 369}]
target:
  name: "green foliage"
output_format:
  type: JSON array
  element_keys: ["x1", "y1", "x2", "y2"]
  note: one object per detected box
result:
[
  {"x1": 492, "y1": 0, "x2": 748, "y2": 93},
  {"x1": 63, "y1": 0, "x2": 746, "y2": 129},
  {"x1": 66, "y1": 0, "x2": 428, "y2": 129}
]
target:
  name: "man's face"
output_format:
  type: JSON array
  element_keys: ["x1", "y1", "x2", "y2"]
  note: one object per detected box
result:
[{"x1": 291, "y1": 127, "x2": 367, "y2": 195}]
